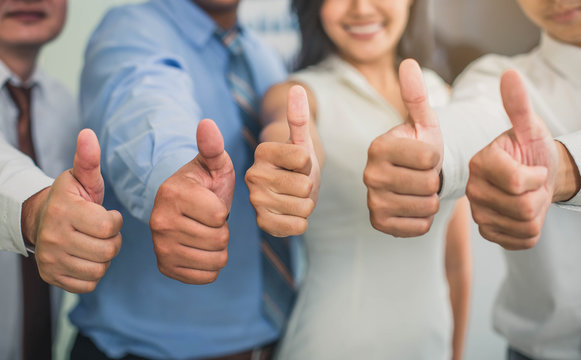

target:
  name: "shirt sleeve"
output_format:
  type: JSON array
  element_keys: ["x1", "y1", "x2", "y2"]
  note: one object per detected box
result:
[
  {"x1": 554, "y1": 132, "x2": 581, "y2": 209},
  {"x1": 0, "y1": 137, "x2": 53, "y2": 255},
  {"x1": 437, "y1": 55, "x2": 512, "y2": 199},
  {"x1": 81, "y1": 9, "x2": 201, "y2": 223}
]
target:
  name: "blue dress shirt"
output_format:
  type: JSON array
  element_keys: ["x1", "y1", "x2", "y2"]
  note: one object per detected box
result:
[{"x1": 70, "y1": 1, "x2": 287, "y2": 359}]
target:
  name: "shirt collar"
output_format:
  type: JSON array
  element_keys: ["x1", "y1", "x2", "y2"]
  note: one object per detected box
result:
[
  {"x1": 155, "y1": 0, "x2": 242, "y2": 49},
  {"x1": 0, "y1": 59, "x2": 42, "y2": 89},
  {"x1": 539, "y1": 32, "x2": 581, "y2": 87}
]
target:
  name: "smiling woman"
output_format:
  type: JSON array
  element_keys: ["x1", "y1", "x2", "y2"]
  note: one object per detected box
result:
[
  {"x1": 293, "y1": 0, "x2": 435, "y2": 71},
  {"x1": 250, "y1": 0, "x2": 472, "y2": 358}
]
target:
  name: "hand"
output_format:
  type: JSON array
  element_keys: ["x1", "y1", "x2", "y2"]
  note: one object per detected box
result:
[
  {"x1": 245, "y1": 85, "x2": 320, "y2": 236},
  {"x1": 24, "y1": 129, "x2": 123, "y2": 293},
  {"x1": 466, "y1": 70, "x2": 557, "y2": 250},
  {"x1": 150, "y1": 119, "x2": 235, "y2": 284},
  {"x1": 364, "y1": 58, "x2": 442, "y2": 237}
]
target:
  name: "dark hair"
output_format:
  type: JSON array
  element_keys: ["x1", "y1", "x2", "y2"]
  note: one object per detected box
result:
[
  {"x1": 292, "y1": 0, "x2": 436, "y2": 71},
  {"x1": 292, "y1": 0, "x2": 334, "y2": 70}
]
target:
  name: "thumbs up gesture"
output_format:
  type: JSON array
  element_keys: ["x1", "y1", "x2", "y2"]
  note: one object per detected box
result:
[
  {"x1": 466, "y1": 70, "x2": 557, "y2": 250},
  {"x1": 245, "y1": 85, "x2": 321, "y2": 237},
  {"x1": 150, "y1": 119, "x2": 235, "y2": 284},
  {"x1": 364, "y1": 59, "x2": 443, "y2": 237},
  {"x1": 23, "y1": 129, "x2": 123, "y2": 293}
]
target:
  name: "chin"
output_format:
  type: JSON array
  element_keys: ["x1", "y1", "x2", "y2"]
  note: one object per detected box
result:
[
  {"x1": 193, "y1": 0, "x2": 240, "y2": 11},
  {"x1": 1, "y1": 32, "x2": 57, "y2": 48}
]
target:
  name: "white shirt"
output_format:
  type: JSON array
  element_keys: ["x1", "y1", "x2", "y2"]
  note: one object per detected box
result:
[
  {"x1": 276, "y1": 56, "x2": 455, "y2": 360},
  {"x1": 438, "y1": 33, "x2": 581, "y2": 359},
  {"x1": 0, "y1": 60, "x2": 79, "y2": 360},
  {"x1": 0, "y1": 61, "x2": 78, "y2": 255}
]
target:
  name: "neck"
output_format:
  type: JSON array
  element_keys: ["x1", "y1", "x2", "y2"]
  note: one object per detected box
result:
[
  {"x1": 343, "y1": 53, "x2": 407, "y2": 118},
  {"x1": 195, "y1": 2, "x2": 238, "y2": 29},
  {"x1": 211, "y1": 11, "x2": 237, "y2": 29},
  {"x1": 0, "y1": 45, "x2": 38, "y2": 82}
]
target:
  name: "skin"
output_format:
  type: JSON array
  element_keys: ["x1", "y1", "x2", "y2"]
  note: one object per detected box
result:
[
  {"x1": 251, "y1": 1, "x2": 471, "y2": 357},
  {"x1": 23, "y1": 130, "x2": 123, "y2": 293},
  {"x1": 445, "y1": 197, "x2": 471, "y2": 360},
  {"x1": 150, "y1": 119, "x2": 235, "y2": 284},
  {"x1": 245, "y1": 85, "x2": 321, "y2": 237},
  {"x1": 466, "y1": 71, "x2": 570, "y2": 250}
]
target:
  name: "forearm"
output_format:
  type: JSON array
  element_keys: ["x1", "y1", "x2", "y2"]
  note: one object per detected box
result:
[
  {"x1": 448, "y1": 265, "x2": 471, "y2": 360},
  {"x1": 20, "y1": 187, "x2": 51, "y2": 248},
  {"x1": 553, "y1": 140, "x2": 581, "y2": 202},
  {"x1": 445, "y1": 198, "x2": 472, "y2": 360}
]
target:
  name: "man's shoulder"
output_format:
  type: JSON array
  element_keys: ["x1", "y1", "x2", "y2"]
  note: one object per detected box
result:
[{"x1": 101, "y1": 1, "x2": 163, "y2": 26}]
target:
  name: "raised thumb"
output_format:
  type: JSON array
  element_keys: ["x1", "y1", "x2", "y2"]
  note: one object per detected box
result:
[
  {"x1": 196, "y1": 119, "x2": 228, "y2": 172},
  {"x1": 501, "y1": 69, "x2": 548, "y2": 144},
  {"x1": 399, "y1": 58, "x2": 439, "y2": 129},
  {"x1": 72, "y1": 129, "x2": 104, "y2": 204},
  {"x1": 287, "y1": 85, "x2": 312, "y2": 148}
]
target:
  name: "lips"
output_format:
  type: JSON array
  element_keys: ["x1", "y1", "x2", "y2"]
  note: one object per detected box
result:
[
  {"x1": 549, "y1": 6, "x2": 581, "y2": 23},
  {"x1": 5, "y1": 10, "x2": 47, "y2": 22}
]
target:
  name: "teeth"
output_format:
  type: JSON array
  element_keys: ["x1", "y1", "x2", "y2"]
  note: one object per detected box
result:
[{"x1": 347, "y1": 23, "x2": 382, "y2": 35}]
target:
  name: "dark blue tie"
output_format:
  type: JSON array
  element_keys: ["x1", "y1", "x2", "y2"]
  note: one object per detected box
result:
[{"x1": 216, "y1": 27, "x2": 297, "y2": 332}]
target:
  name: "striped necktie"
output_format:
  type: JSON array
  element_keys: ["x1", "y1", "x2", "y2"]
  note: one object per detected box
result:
[
  {"x1": 216, "y1": 27, "x2": 297, "y2": 332},
  {"x1": 5, "y1": 82, "x2": 53, "y2": 360}
]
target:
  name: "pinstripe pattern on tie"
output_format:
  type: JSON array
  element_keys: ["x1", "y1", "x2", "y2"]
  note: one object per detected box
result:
[{"x1": 216, "y1": 27, "x2": 297, "y2": 332}]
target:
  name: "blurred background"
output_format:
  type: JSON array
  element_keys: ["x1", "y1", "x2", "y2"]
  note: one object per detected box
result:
[{"x1": 39, "y1": 0, "x2": 540, "y2": 358}]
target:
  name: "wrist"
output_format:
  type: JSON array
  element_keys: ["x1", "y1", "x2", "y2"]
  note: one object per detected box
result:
[
  {"x1": 552, "y1": 140, "x2": 581, "y2": 202},
  {"x1": 21, "y1": 186, "x2": 50, "y2": 248}
]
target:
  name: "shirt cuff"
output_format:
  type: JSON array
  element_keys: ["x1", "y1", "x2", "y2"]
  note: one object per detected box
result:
[
  {"x1": 554, "y1": 136, "x2": 581, "y2": 210},
  {"x1": 439, "y1": 143, "x2": 465, "y2": 200},
  {"x1": 140, "y1": 151, "x2": 196, "y2": 223},
  {"x1": 0, "y1": 166, "x2": 53, "y2": 256}
]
